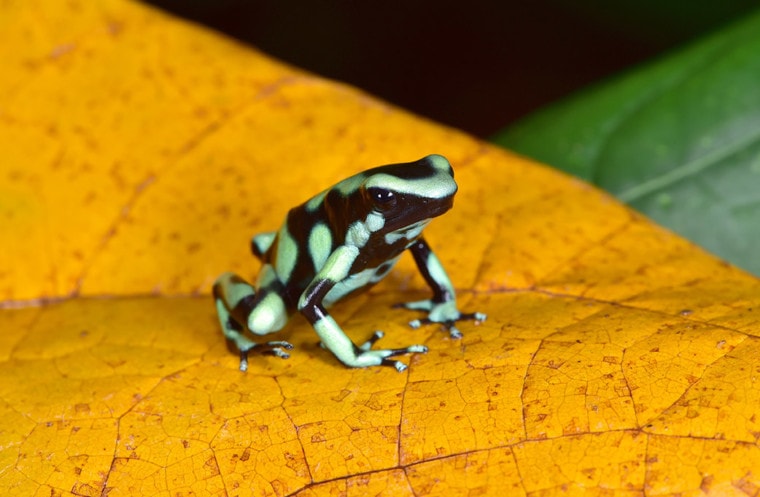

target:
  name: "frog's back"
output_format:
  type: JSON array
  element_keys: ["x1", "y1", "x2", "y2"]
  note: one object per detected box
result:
[{"x1": 255, "y1": 188, "x2": 353, "y2": 305}]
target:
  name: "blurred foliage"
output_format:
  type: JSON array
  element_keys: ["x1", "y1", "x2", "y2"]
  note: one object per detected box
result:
[{"x1": 493, "y1": 10, "x2": 760, "y2": 275}]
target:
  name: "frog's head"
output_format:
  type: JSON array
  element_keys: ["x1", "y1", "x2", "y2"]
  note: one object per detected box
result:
[{"x1": 360, "y1": 154, "x2": 457, "y2": 233}]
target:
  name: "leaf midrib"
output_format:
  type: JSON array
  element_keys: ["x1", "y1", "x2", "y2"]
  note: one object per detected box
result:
[{"x1": 617, "y1": 127, "x2": 760, "y2": 202}]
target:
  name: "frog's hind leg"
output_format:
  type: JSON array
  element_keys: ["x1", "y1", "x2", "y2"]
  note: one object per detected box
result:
[{"x1": 213, "y1": 272, "x2": 293, "y2": 371}]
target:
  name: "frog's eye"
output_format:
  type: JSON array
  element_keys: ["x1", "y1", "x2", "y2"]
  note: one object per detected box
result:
[{"x1": 367, "y1": 187, "x2": 396, "y2": 209}]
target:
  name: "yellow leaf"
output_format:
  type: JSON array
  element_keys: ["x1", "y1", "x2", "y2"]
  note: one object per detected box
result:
[{"x1": 2, "y1": 1, "x2": 760, "y2": 496}]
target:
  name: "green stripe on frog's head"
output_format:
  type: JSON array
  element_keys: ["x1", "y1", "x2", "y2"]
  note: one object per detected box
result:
[
  {"x1": 360, "y1": 154, "x2": 457, "y2": 232},
  {"x1": 363, "y1": 154, "x2": 456, "y2": 199}
]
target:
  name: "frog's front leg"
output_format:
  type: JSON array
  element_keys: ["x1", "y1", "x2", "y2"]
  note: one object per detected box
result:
[
  {"x1": 396, "y1": 237, "x2": 486, "y2": 338},
  {"x1": 298, "y1": 245, "x2": 428, "y2": 372},
  {"x1": 213, "y1": 271, "x2": 294, "y2": 372}
]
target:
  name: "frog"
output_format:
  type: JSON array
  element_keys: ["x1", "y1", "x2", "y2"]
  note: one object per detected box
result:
[{"x1": 213, "y1": 154, "x2": 486, "y2": 372}]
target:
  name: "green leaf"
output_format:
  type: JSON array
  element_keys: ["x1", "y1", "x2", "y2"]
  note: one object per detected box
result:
[{"x1": 493, "y1": 9, "x2": 760, "y2": 276}]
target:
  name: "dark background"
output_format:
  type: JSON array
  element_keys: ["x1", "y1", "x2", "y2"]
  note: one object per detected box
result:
[{"x1": 142, "y1": 0, "x2": 756, "y2": 137}]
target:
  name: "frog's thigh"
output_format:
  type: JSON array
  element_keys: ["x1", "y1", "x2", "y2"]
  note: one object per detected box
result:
[
  {"x1": 246, "y1": 290, "x2": 288, "y2": 335},
  {"x1": 246, "y1": 265, "x2": 289, "y2": 335},
  {"x1": 214, "y1": 270, "x2": 288, "y2": 336},
  {"x1": 213, "y1": 272, "x2": 256, "y2": 346}
]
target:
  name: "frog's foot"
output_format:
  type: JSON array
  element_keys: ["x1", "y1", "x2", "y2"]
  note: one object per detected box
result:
[
  {"x1": 351, "y1": 331, "x2": 428, "y2": 372},
  {"x1": 394, "y1": 299, "x2": 487, "y2": 339},
  {"x1": 236, "y1": 339, "x2": 294, "y2": 372},
  {"x1": 318, "y1": 331, "x2": 425, "y2": 371}
]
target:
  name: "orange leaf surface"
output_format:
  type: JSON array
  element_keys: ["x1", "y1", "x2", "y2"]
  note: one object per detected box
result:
[{"x1": 2, "y1": 1, "x2": 760, "y2": 496}]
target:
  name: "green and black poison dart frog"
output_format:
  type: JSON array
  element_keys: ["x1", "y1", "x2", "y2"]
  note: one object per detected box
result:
[{"x1": 213, "y1": 154, "x2": 486, "y2": 372}]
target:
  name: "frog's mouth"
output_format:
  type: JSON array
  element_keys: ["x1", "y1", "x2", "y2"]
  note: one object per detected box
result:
[
  {"x1": 384, "y1": 219, "x2": 432, "y2": 245},
  {"x1": 423, "y1": 196, "x2": 454, "y2": 217}
]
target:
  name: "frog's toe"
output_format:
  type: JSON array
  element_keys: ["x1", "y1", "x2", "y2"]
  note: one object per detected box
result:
[
  {"x1": 238, "y1": 340, "x2": 294, "y2": 371},
  {"x1": 359, "y1": 330, "x2": 385, "y2": 351},
  {"x1": 352, "y1": 332, "x2": 428, "y2": 372},
  {"x1": 464, "y1": 311, "x2": 487, "y2": 322},
  {"x1": 370, "y1": 346, "x2": 427, "y2": 372},
  {"x1": 406, "y1": 316, "x2": 464, "y2": 339},
  {"x1": 260, "y1": 341, "x2": 294, "y2": 358},
  {"x1": 238, "y1": 351, "x2": 250, "y2": 372},
  {"x1": 383, "y1": 359, "x2": 407, "y2": 372},
  {"x1": 446, "y1": 324, "x2": 463, "y2": 339}
]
